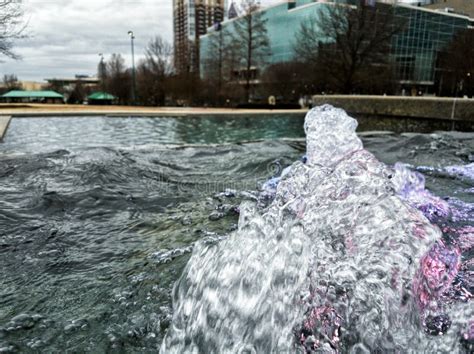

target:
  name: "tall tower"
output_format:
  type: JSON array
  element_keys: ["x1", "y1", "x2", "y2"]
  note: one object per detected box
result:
[{"x1": 173, "y1": 0, "x2": 227, "y2": 74}]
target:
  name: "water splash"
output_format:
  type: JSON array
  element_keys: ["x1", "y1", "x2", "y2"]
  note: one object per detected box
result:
[
  {"x1": 445, "y1": 163, "x2": 474, "y2": 181},
  {"x1": 162, "y1": 105, "x2": 472, "y2": 353}
]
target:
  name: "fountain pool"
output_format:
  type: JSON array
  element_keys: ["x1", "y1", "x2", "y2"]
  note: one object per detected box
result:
[{"x1": 0, "y1": 112, "x2": 472, "y2": 352}]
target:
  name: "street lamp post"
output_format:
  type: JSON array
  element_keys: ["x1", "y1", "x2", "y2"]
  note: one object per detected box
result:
[
  {"x1": 98, "y1": 53, "x2": 105, "y2": 93},
  {"x1": 128, "y1": 30, "x2": 136, "y2": 105},
  {"x1": 467, "y1": 72, "x2": 471, "y2": 98}
]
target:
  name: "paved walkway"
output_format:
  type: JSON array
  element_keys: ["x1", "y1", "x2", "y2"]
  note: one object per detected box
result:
[
  {"x1": 0, "y1": 104, "x2": 307, "y2": 117},
  {"x1": 0, "y1": 116, "x2": 12, "y2": 141}
]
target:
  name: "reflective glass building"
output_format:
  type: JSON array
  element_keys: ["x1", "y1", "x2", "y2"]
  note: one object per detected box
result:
[
  {"x1": 200, "y1": 1, "x2": 327, "y2": 71},
  {"x1": 392, "y1": 5, "x2": 472, "y2": 90},
  {"x1": 199, "y1": 0, "x2": 473, "y2": 92}
]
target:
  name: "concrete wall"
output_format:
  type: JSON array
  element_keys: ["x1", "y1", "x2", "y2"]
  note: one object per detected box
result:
[{"x1": 311, "y1": 95, "x2": 474, "y2": 132}]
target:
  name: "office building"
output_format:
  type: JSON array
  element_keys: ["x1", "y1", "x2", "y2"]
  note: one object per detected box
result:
[{"x1": 200, "y1": 0, "x2": 473, "y2": 94}]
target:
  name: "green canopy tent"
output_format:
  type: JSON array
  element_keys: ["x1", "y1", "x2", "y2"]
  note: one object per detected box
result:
[
  {"x1": 87, "y1": 92, "x2": 117, "y2": 105},
  {"x1": 1, "y1": 90, "x2": 64, "y2": 104}
]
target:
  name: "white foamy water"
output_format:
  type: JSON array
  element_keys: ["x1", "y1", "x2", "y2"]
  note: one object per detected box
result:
[{"x1": 161, "y1": 105, "x2": 471, "y2": 353}]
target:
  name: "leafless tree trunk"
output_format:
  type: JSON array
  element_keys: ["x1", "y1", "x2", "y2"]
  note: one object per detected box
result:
[
  {"x1": 0, "y1": 0, "x2": 27, "y2": 60},
  {"x1": 201, "y1": 24, "x2": 240, "y2": 105},
  {"x1": 233, "y1": 0, "x2": 270, "y2": 103},
  {"x1": 106, "y1": 54, "x2": 131, "y2": 105}
]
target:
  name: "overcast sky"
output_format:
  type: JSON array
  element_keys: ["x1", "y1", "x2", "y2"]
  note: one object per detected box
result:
[
  {"x1": 0, "y1": 0, "x2": 281, "y2": 82},
  {"x1": 0, "y1": 0, "x2": 173, "y2": 82}
]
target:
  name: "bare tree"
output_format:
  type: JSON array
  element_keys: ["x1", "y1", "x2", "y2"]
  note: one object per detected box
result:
[
  {"x1": 233, "y1": 0, "x2": 270, "y2": 102},
  {"x1": 201, "y1": 24, "x2": 241, "y2": 104},
  {"x1": 2, "y1": 73, "x2": 21, "y2": 90},
  {"x1": 295, "y1": 1, "x2": 403, "y2": 94},
  {"x1": 106, "y1": 54, "x2": 131, "y2": 104},
  {"x1": 203, "y1": 25, "x2": 227, "y2": 101},
  {"x1": 97, "y1": 56, "x2": 107, "y2": 92},
  {"x1": 261, "y1": 62, "x2": 308, "y2": 103},
  {"x1": 145, "y1": 36, "x2": 173, "y2": 76},
  {"x1": 136, "y1": 36, "x2": 172, "y2": 105},
  {"x1": 0, "y1": 1, "x2": 27, "y2": 60},
  {"x1": 166, "y1": 71, "x2": 201, "y2": 106},
  {"x1": 437, "y1": 28, "x2": 474, "y2": 97},
  {"x1": 67, "y1": 83, "x2": 87, "y2": 104}
]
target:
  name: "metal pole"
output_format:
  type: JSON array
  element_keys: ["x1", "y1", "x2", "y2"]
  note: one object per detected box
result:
[
  {"x1": 98, "y1": 53, "x2": 105, "y2": 93},
  {"x1": 128, "y1": 31, "x2": 136, "y2": 105},
  {"x1": 467, "y1": 72, "x2": 471, "y2": 98}
]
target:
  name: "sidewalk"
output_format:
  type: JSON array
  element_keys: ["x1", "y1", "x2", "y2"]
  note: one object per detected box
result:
[{"x1": 0, "y1": 104, "x2": 307, "y2": 117}]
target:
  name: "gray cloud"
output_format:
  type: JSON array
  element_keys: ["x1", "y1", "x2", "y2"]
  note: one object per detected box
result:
[
  {"x1": 0, "y1": 0, "x2": 173, "y2": 81},
  {"x1": 0, "y1": 0, "x2": 280, "y2": 82}
]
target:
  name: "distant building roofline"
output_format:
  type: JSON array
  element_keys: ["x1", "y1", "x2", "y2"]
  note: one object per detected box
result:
[
  {"x1": 204, "y1": 0, "x2": 474, "y2": 38},
  {"x1": 45, "y1": 77, "x2": 99, "y2": 83},
  {"x1": 425, "y1": 0, "x2": 474, "y2": 19},
  {"x1": 207, "y1": 1, "x2": 291, "y2": 31},
  {"x1": 203, "y1": 0, "x2": 472, "y2": 36},
  {"x1": 399, "y1": 2, "x2": 473, "y2": 20}
]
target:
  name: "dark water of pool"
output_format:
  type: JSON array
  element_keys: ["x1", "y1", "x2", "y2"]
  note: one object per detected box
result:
[{"x1": 0, "y1": 116, "x2": 472, "y2": 352}]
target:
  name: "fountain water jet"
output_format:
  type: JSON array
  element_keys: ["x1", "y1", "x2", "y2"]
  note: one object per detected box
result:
[{"x1": 162, "y1": 105, "x2": 472, "y2": 353}]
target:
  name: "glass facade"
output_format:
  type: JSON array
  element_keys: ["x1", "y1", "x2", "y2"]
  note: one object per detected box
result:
[
  {"x1": 392, "y1": 5, "x2": 470, "y2": 85},
  {"x1": 199, "y1": 1, "x2": 472, "y2": 89},
  {"x1": 264, "y1": 3, "x2": 325, "y2": 63},
  {"x1": 200, "y1": 2, "x2": 328, "y2": 73}
]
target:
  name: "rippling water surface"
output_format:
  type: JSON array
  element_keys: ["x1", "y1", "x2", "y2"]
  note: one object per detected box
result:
[{"x1": 0, "y1": 115, "x2": 472, "y2": 352}]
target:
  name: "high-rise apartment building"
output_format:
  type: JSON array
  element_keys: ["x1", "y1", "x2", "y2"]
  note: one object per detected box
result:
[{"x1": 173, "y1": 0, "x2": 227, "y2": 74}]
